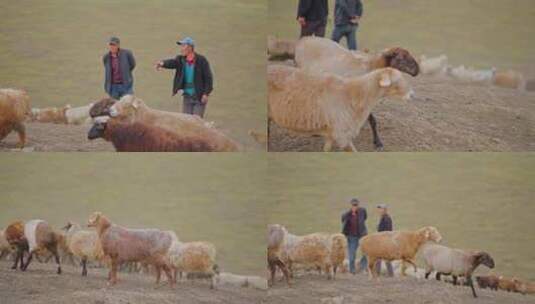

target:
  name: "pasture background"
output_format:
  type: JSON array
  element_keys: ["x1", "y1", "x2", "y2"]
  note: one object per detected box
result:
[
  {"x1": 269, "y1": 0, "x2": 535, "y2": 71},
  {"x1": 266, "y1": 153, "x2": 535, "y2": 281},
  {"x1": 0, "y1": 0, "x2": 267, "y2": 150},
  {"x1": 0, "y1": 154, "x2": 269, "y2": 276}
]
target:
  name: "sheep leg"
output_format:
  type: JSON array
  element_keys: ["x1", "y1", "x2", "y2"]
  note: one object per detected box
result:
[
  {"x1": 81, "y1": 257, "x2": 88, "y2": 276},
  {"x1": 333, "y1": 265, "x2": 338, "y2": 279},
  {"x1": 367, "y1": 257, "x2": 377, "y2": 280},
  {"x1": 11, "y1": 248, "x2": 23, "y2": 270},
  {"x1": 467, "y1": 276, "x2": 478, "y2": 298},
  {"x1": 22, "y1": 251, "x2": 34, "y2": 271},
  {"x1": 13, "y1": 121, "x2": 26, "y2": 149},
  {"x1": 452, "y1": 275, "x2": 458, "y2": 286},
  {"x1": 324, "y1": 265, "x2": 333, "y2": 280},
  {"x1": 368, "y1": 114, "x2": 384, "y2": 151},
  {"x1": 155, "y1": 266, "x2": 162, "y2": 284},
  {"x1": 161, "y1": 264, "x2": 174, "y2": 286},
  {"x1": 48, "y1": 246, "x2": 62, "y2": 274},
  {"x1": 268, "y1": 260, "x2": 277, "y2": 287},
  {"x1": 343, "y1": 142, "x2": 358, "y2": 152},
  {"x1": 323, "y1": 138, "x2": 334, "y2": 152},
  {"x1": 108, "y1": 259, "x2": 118, "y2": 285},
  {"x1": 210, "y1": 272, "x2": 217, "y2": 290},
  {"x1": 436, "y1": 272, "x2": 442, "y2": 281}
]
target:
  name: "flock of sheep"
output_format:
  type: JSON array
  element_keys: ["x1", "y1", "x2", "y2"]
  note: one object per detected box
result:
[
  {"x1": 1, "y1": 213, "x2": 221, "y2": 288},
  {"x1": 267, "y1": 36, "x2": 532, "y2": 151},
  {"x1": 267, "y1": 224, "x2": 534, "y2": 298},
  {"x1": 0, "y1": 90, "x2": 242, "y2": 151}
]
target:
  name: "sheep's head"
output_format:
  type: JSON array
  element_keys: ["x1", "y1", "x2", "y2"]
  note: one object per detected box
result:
[
  {"x1": 61, "y1": 221, "x2": 74, "y2": 231},
  {"x1": 87, "y1": 212, "x2": 103, "y2": 228},
  {"x1": 378, "y1": 68, "x2": 414, "y2": 101},
  {"x1": 87, "y1": 118, "x2": 108, "y2": 140},
  {"x1": 108, "y1": 95, "x2": 143, "y2": 121},
  {"x1": 420, "y1": 226, "x2": 442, "y2": 243},
  {"x1": 89, "y1": 97, "x2": 117, "y2": 118},
  {"x1": 473, "y1": 251, "x2": 495, "y2": 269},
  {"x1": 383, "y1": 47, "x2": 420, "y2": 77}
]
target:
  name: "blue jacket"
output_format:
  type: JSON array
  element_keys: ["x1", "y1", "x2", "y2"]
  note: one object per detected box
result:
[
  {"x1": 341, "y1": 208, "x2": 368, "y2": 237},
  {"x1": 378, "y1": 214, "x2": 393, "y2": 232},
  {"x1": 334, "y1": 0, "x2": 363, "y2": 26},
  {"x1": 103, "y1": 49, "x2": 136, "y2": 95}
]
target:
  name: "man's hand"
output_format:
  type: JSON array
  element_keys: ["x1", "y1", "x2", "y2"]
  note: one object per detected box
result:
[
  {"x1": 201, "y1": 94, "x2": 209, "y2": 104},
  {"x1": 154, "y1": 60, "x2": 163, "y2": 71},
  {"x1": 351, "y1": 16, "x2": 361, "y2": 25},
  {"x1": 297, "y1": 17, "x2": 306, "y2": 26}
]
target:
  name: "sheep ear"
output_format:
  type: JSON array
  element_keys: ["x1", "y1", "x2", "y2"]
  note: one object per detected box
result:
[{"x1": 379, "y1": 73, "x2": 392, "y2": 87}]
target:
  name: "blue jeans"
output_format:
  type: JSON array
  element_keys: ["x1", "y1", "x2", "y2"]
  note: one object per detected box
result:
[
  {"x1": 376, "y1": 259, "x2": 394, "y2": 277},
  {"x1": 109, "y1": 83, "x2": 133, "y2": 100},
  {"x1": 347, "y1": 236, "x2": 368, "y2": 273},
  {"x1": 331, "y1": 24, "x2": 358, "y2": 50}
]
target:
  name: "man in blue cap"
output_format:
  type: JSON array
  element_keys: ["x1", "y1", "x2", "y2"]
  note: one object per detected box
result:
[
  {"x1": 102, "y1": 36, "x2": 136, "y2": 99},
  {"x1": 155, "y1": 37, "x2": 213, "y2": 118},
  {"x1": 376, "y1": 203, "x2": 394, "y2": 276},
  {"x1": 341, "y1": 198, "x2": 368, "y2": 274}
]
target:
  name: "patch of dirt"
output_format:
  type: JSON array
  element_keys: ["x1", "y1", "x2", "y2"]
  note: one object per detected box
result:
[
  {"x1": 266, "y1": 273, "x2": 534, "y2": 304},
  {"x1": 0, "y1": 261, "x2": 265, "y2": 304},
  {"x1": 268, "y1": 63, "x2": 535, "y2": 152}
]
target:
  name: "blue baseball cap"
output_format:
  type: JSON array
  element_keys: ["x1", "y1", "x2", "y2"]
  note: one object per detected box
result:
[{"x1": 177, "y1": 37, "x2": 195, "y2": 47}]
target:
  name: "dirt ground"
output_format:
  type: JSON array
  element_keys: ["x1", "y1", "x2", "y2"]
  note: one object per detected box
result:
[
  {"x1": 266, "y1": 273, "x2": 534, "y2": 304},
  {"x1": 0, "y1": 261, "x2": 266, "y2": 304},
  {"x1": 268, "y1": 62, "x2": 535, "y2": 152}
]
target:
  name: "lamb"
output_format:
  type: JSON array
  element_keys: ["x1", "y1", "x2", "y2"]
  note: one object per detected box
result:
[
  {"x1": 87, "y1": 212, "x2": 174, "y2": 286},
  {"x1": 65, "y1": 103, "x2": 94, "y2": 125},
  {"x1": 267, "y1": 224, "x2": 291, "y2": 287},
  {"x1": 88, "y1": 118, "x2": 222, "y2": 152},
  {"x1": 281, "y1": 228, "x2": 334, "y2": 280},
  {"x1": 267, "y1": 36, "x2": 296, "y2": 61},
  {"x1": 0, "y1": 89, "x2": 31, "y2": 148},
  {"x1": 476, "y1": 274, "x2": 500, "y2": 291},
  {"x1": 166, "y1": 240, "x2": 219, "y2": 289},
  {"x1": 360, "y1": 226, "x2": 442, "y2": 279},
  {"x1": 293, "y1": 37, "x2": 420, "y2": 150},
  {"x1": 105, "y1": 95, "x2": 240, "y2": 151},
  {"x1": 493, "y1": 69, "x2": 526, "y2": 91},
  {"x1": 446, "y1": 65, "x2": 496, "y2": 83},
  {"x1": 268, "y1": 65, "x2": 413, "y2": 151},
  {"x1": 329, "y1": 233, "x2": 347, "y2": 278},
  {"x1": 31, "y1": 105, "x2": 70, "y2": 124},
  {"x1": 420, "y1": 243, "x2": 495, "y2": 298},
  {"x1": 62, "y1": 222, "x2": 104, "y2": 276},
  {"x1": 419, "y1": 55, "x2": 448, "y2": 75}
]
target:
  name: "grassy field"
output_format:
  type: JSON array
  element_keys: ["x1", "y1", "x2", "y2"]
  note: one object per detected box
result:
[{"x1": 0, "y1": 0, "x2": 267, "y2": 149}]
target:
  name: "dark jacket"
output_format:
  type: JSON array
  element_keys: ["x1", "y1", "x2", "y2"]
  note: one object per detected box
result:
[
  {"x1": 161, "y1": 53, "x2": 213, "y2": 101},
  {"x1": 297, "y1": 0, "x2": 329, "y2": 21},
  {"x1": 103, "y1": 49, "x2": 136, "y2": 95},
  {"x1": 341, "y1": 208, "x2": 368, "y2": 237},
  {"x1": 334, "y1": 0, "x2": 363, "y2": 26},
  {"x1": 377, "y1": 214, "x2": 393, "y2": 232}
]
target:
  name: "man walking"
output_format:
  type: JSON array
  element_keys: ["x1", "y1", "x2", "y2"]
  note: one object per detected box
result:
[
  {"x1": 376, "y1": 203, "x2": 394, "y2": 276},
  {"x1": 103, "y1": 37, "x2": 136, "y2": 99},
  {"x1": 155, "y1": 37, "x2": 213, "y2": 118},
  {"x1": 341, "y1": 198, "x2": 368, "y2": 274},
  {"x1": 331, "y1": 0, "x2": 363, "y2": 50},
  {"x1": 297, "y1": 0, "x2": 329, "y2": 38}
]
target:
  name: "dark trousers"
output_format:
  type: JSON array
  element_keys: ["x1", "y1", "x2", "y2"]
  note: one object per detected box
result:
[
  {"x1": 182, "y1": 95, "x2": 206, "y2": 118},
  {"x1": 332, "y1": 24, "x2": 358, "y2": 50},
  {"x1": 300, "y1": 19, "x2": 327, "y2": 38},
  {"x1": 375, "y1": 259, "x2": 394, "y2": 277}
]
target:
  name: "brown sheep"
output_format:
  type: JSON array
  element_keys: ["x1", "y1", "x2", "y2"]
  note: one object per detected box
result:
[
  {"x1": 0, "y1": 89, "x2": 31, "y2": 148},
  {"x1": 267, "y1": 224, "x2": 291, "y2": 287},
  {"x1": 515, "y1": 279, "x2": 535, "y2": 295},
  {"x1": 493, "y1": 69, "x2": 526, "y2": 90},
  {"x1": 87, "y1": 212, "x2": 174, "y2": 286},
  {"x1": 329, "y1": 233, "x2": 347, "y2": 278},
  {"x1": 107, "y1": 95, "x2": 240, "y2": 151},
  {"x1": 268, "y1": 65, "x2": 413, "y2": 151},
  {"x1": 21, "y1": 220, "x2": 63, "y2": 274},
  {"x1": 498, "y1": 276, "x2": 520, "y2": 292},
  {"x1": 476, "y1": 274, "x2": 500, "y2": 291},
  {"x1": 31, "y1": 105, "x2": 70, "y2": 124},
  {"x1": 293, "y1": 37, "x2": 419, "y2": 150},
  {"x1": 88, "y1": 119, "x2": 220, "y2": 152},
  {"x1": 4, "y1": 221, "x2": 27, "y2": 270},
  {"x1": 360, "y1": 226, "x2": 442, "y2": 279},
  {"x1": 89, "y1": 97, "x2": 117, "y2": 118}
]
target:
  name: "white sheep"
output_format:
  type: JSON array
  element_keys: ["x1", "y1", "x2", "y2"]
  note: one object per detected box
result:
[
  {"x1": 167, "y1": 240, "x2": 219, "y2": 289},
  {"x1": 420, "y1": 243, "x2": 495, "y2": 298},
  {"x1": 360, "y1": 226, "x2": 442, "y2": 279},
  {"x1": 446, "y1": 65, "x2": 496, "y2": 83},
  {"x1": 329, "y1": 233, "x2": 347, "y2": 278},
  {"x1": 65, "y1": 103, "x2": 94, "y2": 125},
  {"x1": 62, "y1": 222, "x2": 105, "y2": 276},
  {"x1": 419, "y1": 55, "x2": 448, "y2": 75},
  {"x1": 268, "y1": 65, "x2": 414, "y2": 151}
]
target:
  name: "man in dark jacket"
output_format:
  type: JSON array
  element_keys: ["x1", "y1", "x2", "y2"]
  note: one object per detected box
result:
[
  {"x1": 331, "y1": 0, "x2": 363, "y2": 50},
  {"x1": 341, "y1": 198, "x2": 368, "y2": 274},
  {"x1": 155, "y1": 37, "x2": 213, "y2": 118},
  {"x1": 297, "y1": 0, "x2": 329, "y2": 38},
  {"x1": 376, "y1": 203, "x2": 394, "y2": 276},
  {"x1": 103, "y1": 37, "x2": 136, "y2": 99}
]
